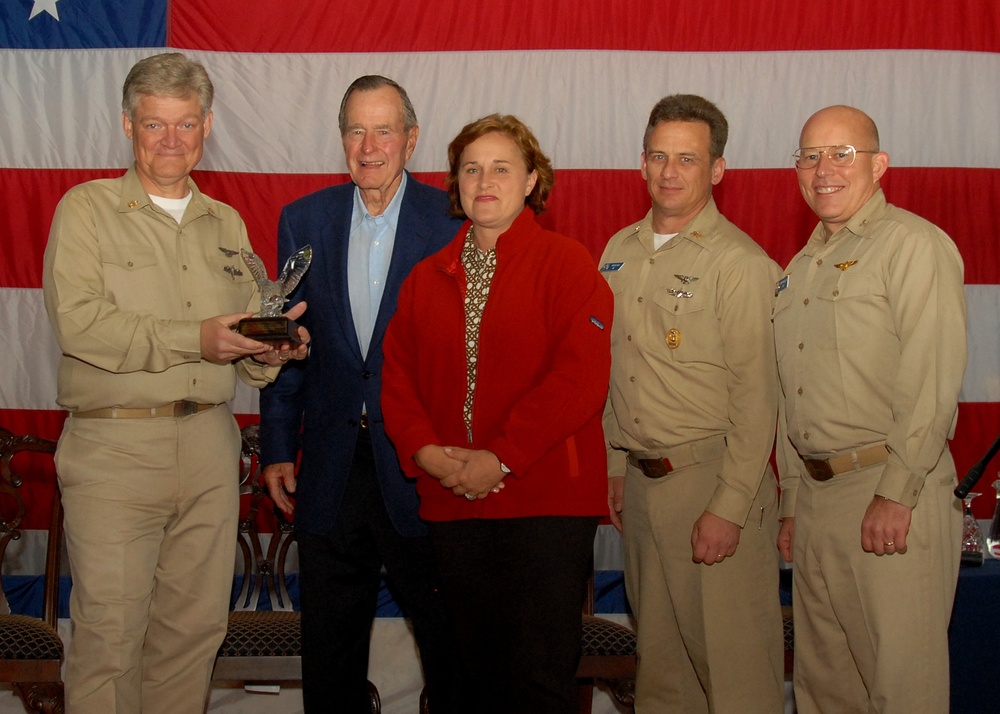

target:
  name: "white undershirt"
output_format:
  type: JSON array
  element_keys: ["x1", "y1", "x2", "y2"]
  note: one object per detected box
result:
[
  {"x1": 653, "y1": 231, "x2": 678, "y2": 251},
  {"x1": 150, "y1": 193, "x2": 193, "y2": 224}
]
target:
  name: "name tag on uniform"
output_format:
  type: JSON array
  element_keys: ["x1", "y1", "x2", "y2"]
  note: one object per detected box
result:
[
  {"x1": 775, "y1": 275, "x2": 789, "y2": 296},
  {"x1": 600, "y1": 262, "x2": 624, "y2": 272},
  {"x1": 590, "y1": 316, "x2": 605, "y2": 330}
]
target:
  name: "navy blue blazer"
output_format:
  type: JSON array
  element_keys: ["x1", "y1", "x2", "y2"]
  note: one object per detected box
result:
[{"x1": 259, "y1": 173, "x2": 461, "y2": 537}]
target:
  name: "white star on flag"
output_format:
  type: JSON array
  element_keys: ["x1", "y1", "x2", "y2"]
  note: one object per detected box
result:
[{"x1": 29, "y1": 0, "x2": 60, "y2": 21}]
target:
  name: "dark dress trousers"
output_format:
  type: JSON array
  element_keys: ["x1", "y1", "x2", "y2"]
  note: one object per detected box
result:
[{"x1": 260, "y1": 173, "x2": 461, "y2": 712}]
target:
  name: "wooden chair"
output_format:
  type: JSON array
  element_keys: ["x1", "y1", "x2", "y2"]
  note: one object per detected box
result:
[
  {"x1": 782, "y1": 606, "x2": 794, "y2": 680},
  {"x1": 779, "y1": 567, "x2": 794, "y2": 680},
  {"x1": 212, "y1": 424, "x2": 381, "y2": 713},
  {"x1": 577, "y1": 572, "x2": 636, "y2": 713},
  {"x1": 0, "y1": 427, "x2": 64, "y2": 713}
]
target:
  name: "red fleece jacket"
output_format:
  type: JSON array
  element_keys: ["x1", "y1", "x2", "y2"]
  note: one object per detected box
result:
[{"x1": 382, "y1": 208, "x2": 613, "y2": 521}]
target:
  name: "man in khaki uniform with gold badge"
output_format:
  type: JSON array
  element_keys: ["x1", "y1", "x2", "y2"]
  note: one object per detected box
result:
[
  {"x1": 774, "y1": 105, "x2": 966, "y2": 713},
  {"x1": 602, "y1": 94, "x2": 784, "y2": 713}
]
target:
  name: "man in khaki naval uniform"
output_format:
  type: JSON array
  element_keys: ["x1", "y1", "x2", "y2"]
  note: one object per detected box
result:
[
  {"x1": 602, "y1": 94, "x2": 784, "y2": 713},
  {"x1": 42, "y1": 53, "x2": 309, "y2": 713},
  {"x1": 774, "y1": 105, "x2": 966, "y2": 713}
]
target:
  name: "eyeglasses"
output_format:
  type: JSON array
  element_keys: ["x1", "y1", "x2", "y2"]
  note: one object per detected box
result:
[{"x1": 793, "y1": 145, "x2": 878, "y2": 170}]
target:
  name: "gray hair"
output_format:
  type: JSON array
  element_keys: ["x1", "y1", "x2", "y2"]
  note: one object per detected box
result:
[
  {"x1": 122, "y1": 52, "x2": 214, "y2": 120},
  {"x1": 337, "y1": 75, "x2": 418, "y2": 135},
  {"x1": 644, "y1": 94, "x2": 729, "y2": 161}
]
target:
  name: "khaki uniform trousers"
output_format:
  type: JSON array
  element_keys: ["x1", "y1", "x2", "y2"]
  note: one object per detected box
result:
[
  {"x1": 623, "y1": 456, "x2": 784, "y2": 714},
  {"x1": 791, "y1": 453, "x2": 962, "y2": 714},
  {"x1": 55, "y1": 406, "x2": 240, "y2": 714}
]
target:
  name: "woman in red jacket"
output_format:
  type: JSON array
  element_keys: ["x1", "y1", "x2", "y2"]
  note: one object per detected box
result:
[{"x1": 382, "y1": 114, "x2": 613, "y2": 714}]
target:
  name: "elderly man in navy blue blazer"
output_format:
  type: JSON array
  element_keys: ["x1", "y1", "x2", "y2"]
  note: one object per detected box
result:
[{"x1": 259, "y1": 75, "x2": 461, "y2": 713}]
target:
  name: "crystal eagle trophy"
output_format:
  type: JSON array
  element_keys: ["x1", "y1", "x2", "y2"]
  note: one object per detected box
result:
[{"x1": 237, "y1": 245, "x2": 312, "y2": 344}]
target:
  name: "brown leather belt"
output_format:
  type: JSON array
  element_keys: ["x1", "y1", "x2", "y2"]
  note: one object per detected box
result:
[
  {"x1": 73, "y1": 401, "x2": 219, "y2": 419},
  {"x1": 802, "y1": 443, "x2": 889, "y2": 481},
  {"x1": 628, "y1": 434, "x2": 727, "y2": 479}
]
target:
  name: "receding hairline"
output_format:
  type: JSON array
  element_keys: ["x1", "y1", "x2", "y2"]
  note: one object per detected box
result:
[{"x1": 800, "y1": 105, "x2": 880, "y2": 150}]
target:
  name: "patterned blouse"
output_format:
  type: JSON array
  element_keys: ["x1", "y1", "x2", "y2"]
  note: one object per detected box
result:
[{"x1": 460, "y1": 225, "x2": 498, "y2": 442}]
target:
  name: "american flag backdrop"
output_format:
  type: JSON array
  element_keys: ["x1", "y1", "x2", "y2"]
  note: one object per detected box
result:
[{"x1": 2, "y1": 1, "x2": 999, "y2": 516}]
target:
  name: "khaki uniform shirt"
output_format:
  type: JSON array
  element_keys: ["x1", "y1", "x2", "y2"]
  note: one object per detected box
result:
[
  {"x1": 602, "y1": 198, "x2": 781, "y2": 526},
  {"x1": 773, "y1": 189, "x2": 966, "y2": 514},
  {"x1": 43, "y1": 166, "x2": 276, "y2": 413}
]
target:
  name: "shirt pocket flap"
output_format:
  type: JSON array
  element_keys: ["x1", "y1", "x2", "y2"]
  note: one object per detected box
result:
[
  {"x1": 817, "y1": 274, "x2": 872, "y2": 301},
  {"x1": 100, "y1": 245, "x2": 157, "y2": 270}
]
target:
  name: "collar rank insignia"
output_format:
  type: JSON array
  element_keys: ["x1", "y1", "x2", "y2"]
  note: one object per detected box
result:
[
  {"x1": 218, "y1": 247, "x2": 238, "y2": 258},
  {"x1": 835, "y1": 260, "x2": 858, "y2": 271},
  {"x1": 223, "y1": 265, "x2": 243, "y2": 279},
  {"x1": 674, "y1": 274, "x2": 699, "y2": 284},
  {"x1": 668, "y1": 288, "x2": 694, "y2": 298}
]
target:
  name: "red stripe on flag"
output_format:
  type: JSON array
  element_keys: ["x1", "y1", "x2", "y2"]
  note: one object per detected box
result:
[
  {"x1": 5, "y1": 168, "x2": 999, "y2": 287},
  {"x1": 0, "y1": 409, "x2": 263, "y2": 530},
  {"x1": 169, "y1": 0, "x2": 1000, "y2": 53},
  {"x1": 954, "y1": 403, "x2": 1000, "y2": 518},
  {"x1": 4, "y1": 399, "x2": 998, "y2": 526}
]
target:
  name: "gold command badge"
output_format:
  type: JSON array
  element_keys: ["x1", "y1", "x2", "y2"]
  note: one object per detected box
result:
[{"x1": 666, "y1": 328, "x2": 681, "y2": 349}]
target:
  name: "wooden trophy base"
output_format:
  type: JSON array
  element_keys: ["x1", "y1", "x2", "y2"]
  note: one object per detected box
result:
[{"x1": 236, "y1": 317, "x2": 303, "y2": 344}]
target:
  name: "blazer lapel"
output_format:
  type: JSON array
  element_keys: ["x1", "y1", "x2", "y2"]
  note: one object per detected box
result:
[
  {"x1": 324, "y1": 188, "x2": 365, "y2": 362},
  {"x1": 370, "y1": 178, "x2": 432, "y2": 356}
]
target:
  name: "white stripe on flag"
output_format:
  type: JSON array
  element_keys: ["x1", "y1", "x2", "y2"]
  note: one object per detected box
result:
[
  {"x1": 0, "y1": 287, "x2": 261, "y2": 415},
  {"x1": 3, "y1": 286, "x2": 996, "y2": 412},
  {"x1": 3, "y1": 48, "x2": 999, "y2": 173}
]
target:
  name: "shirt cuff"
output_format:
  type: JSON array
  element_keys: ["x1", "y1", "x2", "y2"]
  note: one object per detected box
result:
[
  {"x1": 238, "y1": 358, "x2": 279, "y2": 387},
  {"x1": 875, "y1": 461, "x2": 923, "y2": 508},
  {"x1": 607, "y1": 447, "x2": 627, "y2": 478},
  {"x1": 778, "y1": 481, "x2": 798, "y2": 519},
  {"x1": 706, "y1": 482, "x2": 753, "y2": 528}
]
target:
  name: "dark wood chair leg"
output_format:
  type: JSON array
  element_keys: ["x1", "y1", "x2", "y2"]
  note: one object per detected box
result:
[
  {"x1": 367, "y1": 679, "x2": 381, "y2": 714},
  {"x1": 578, "y1": 679, "x2": 595, "y2": 714},
  {"x1": 13, "y1": 682, "x2": 65, "y2": 714}
]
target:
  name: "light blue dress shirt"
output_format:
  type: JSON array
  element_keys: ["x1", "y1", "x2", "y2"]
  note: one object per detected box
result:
[{"x1": 347, "y1": 173, "x2": 406, "y2": 358}]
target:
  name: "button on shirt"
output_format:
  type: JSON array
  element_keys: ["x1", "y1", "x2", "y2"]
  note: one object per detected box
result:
[
  {"x1": 348, "y1": 173, "x2": 406, "y2": 358},
  {"x1": 773, "y1": 189, "x2": 967, "y2": 513}
]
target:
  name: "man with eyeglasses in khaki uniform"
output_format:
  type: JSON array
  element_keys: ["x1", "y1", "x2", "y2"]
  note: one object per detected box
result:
[{"x1": 774, "y1": 105, "x2": 966, "y2": 713}]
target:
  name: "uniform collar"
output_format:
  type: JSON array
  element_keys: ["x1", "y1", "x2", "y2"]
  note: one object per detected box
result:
[
  {"x1": 807, "y1": 187, "x2": 888, "y2": 248},
  {"x1": 118, "y1": 165, "x2": 217, "y2": 223},
  {"x1": 632, "y1": 197, "x2": 723, "y2": 253}
]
